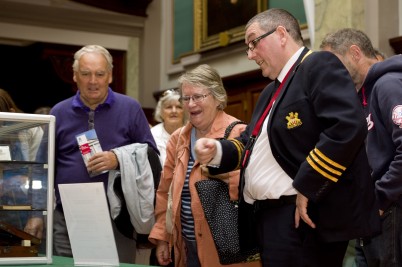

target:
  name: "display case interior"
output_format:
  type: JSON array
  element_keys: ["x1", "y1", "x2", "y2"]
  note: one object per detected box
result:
[{"x1": 0, "y1": 112, "x2": 55, "y2": 265}]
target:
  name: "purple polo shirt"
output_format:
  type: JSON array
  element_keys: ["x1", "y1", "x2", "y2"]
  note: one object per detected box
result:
[{"x1": 51, "y1": 88, "x2": 157, "y2": 206}]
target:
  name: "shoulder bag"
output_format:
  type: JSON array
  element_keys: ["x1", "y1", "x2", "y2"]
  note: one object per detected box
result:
[{"x1": 195, "y1": 121, "x2": 260, "y2": 265}]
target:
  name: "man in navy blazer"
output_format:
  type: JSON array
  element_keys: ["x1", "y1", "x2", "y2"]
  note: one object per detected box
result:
[{"x1": 195, "y1": 8, "x2": 381, "y2": 267}]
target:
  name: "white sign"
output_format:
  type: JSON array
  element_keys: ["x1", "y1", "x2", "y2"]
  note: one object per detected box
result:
[{"x1": 59, "y1": 182, "x2": 119, "y2": 266}]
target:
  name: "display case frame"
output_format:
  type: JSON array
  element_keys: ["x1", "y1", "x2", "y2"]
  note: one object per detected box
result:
[{"x1": 0, "y1": 112, "x2": 55, "y2": 265}]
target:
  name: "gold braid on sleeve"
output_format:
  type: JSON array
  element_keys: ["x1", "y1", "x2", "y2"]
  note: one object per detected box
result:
[{"x1": 228, "y1": 138, "x2": 245, "y2": 170}]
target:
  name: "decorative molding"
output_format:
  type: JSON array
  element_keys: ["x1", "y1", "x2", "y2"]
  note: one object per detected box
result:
[
  {"x1": 180, "y1": 54, "x2": 202, "y2": 66},
  {"x1": 0, "y1": 0, "x2": 145, "y2": 37},
  {"x1": 71, "y1": 0, "x2": 153, "y2": 17}
]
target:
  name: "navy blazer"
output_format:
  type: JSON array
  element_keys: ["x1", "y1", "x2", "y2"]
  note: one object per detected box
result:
[{"x1": 215, "y1": 48, "x2": 381, "y2": 242}]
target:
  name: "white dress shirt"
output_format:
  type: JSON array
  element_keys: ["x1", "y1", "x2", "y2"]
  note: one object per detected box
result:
[{"x1": 208, "y1": 47, "x2": 305, "y2": 204}]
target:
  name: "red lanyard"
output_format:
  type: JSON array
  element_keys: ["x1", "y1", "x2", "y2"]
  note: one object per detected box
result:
[
  {"x1": 242, "y1": 65, "x2": 295, "y2": 168},
  {"x1": 251, "y1": 80, "x2": 282, "y2": 136},
  {"x1": 361, "y1": 87, "x2": 367, "y2": 107},
  {"x1": 252, "y1": 65, "x2": 294, "y2": 136}
]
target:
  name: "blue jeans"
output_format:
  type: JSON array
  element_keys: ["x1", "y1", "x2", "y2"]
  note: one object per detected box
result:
[{"x1": 355, "y1": 203, "x2": 402, "y2": 267}]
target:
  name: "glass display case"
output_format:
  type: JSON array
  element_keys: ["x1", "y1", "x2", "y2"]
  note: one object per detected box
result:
[{"x1": 0, "y1": 112, "x2": 55, "y2": 265}]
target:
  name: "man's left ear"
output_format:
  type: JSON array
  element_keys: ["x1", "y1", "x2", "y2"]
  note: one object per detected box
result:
[{"x1": 350, "y1": 45, "x2": 361, "y2": 61}]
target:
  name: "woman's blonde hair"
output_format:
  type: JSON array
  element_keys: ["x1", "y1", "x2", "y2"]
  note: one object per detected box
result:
[{"x1": 178, "y1": 64, "x2": 227, "y2": 110}]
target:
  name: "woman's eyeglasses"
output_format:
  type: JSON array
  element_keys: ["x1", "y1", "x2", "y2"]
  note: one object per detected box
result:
[{"x1": 180, "y1": 93, "x2": 211, "y2": 103}]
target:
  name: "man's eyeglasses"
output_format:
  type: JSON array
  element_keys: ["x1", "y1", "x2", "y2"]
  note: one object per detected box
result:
[
  {"x1": 245, "y1": 28, "x2": 277, "y2": 55},
  {"x1": 180, "y1": 93, "x2": 211, "y2": 103}
]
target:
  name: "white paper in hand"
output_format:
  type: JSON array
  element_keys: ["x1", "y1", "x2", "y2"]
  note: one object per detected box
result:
[{"x1": 76, "y1": 129, "x2": 108, "y2": 177}]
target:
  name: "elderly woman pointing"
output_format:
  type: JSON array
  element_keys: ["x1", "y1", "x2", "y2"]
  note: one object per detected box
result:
[{"x1": 149, "y1": 64, "x2": 261, "y2": 267}]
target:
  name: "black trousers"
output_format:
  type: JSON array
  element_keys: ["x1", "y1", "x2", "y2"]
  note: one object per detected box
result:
[{"x1": 255, "y1": 202, "x2": 348, "y2": 267}]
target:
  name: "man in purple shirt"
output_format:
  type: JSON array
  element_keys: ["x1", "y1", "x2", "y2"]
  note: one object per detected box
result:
[{"x1": 28, "y1": 45, "x2": 157, "y2": 263}]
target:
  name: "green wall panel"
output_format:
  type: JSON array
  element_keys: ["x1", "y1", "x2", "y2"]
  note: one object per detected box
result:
[
  {"x1": 173, "y1": 0, "x2": 306, "y2": 62},
  {"x1": 173, "y1": 0, "x2": 193, "y2": 62},
  {"x1": 269, "y1": 0, "x2": 307, "y2": 26}
]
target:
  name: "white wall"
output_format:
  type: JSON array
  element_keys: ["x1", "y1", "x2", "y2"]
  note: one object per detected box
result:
[
  {"x1": 141, "y1": 0, "x2": 163, "y2": 107},
  {"x1": 365, "y1": 0, "x2": 398, "y2": 57}
]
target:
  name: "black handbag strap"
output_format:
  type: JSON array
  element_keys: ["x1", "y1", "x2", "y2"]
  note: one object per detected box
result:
[{"x1": 223, "y1": 121, "x2": 247, "y2": 139}]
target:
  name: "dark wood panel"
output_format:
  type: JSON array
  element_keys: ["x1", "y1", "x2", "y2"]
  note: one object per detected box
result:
[
  {"x1": 39, "y1": 43, "x2": 126, "y2": 95},
  {"x1": 389, "y1": 36, "x2": 402, "y2": 54},
  {"x1": 223, "y1": 69, "x2": 271, "y2": 123},
  {"x1": 225, "y1": 93, "x2": 247, "y2": 122}
]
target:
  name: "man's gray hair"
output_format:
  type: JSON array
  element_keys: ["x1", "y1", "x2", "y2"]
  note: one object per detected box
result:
[
  {"x1": 320, "y1": 28, "x2": 377, "y2": 59},
  {"x1": 246, "y1": 8, "x2": 304, "y2": 46},
  {"x1": 72, "y1": 45, "x2": 113, "y2": 72}
]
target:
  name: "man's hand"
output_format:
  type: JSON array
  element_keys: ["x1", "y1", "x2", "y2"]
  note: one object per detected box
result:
[
  {"x1": 295, "y1": 192, "x2": 316, "y2": 229},
  {"x1": 87, "y1": 151, "x2": 118, "y2": 173},
  {"x1": 24, "y1": 217, "x2": 44, "y2": 239},
  {"x1": 194, "y1": 138, "x2": 218, "y2": 164}
]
